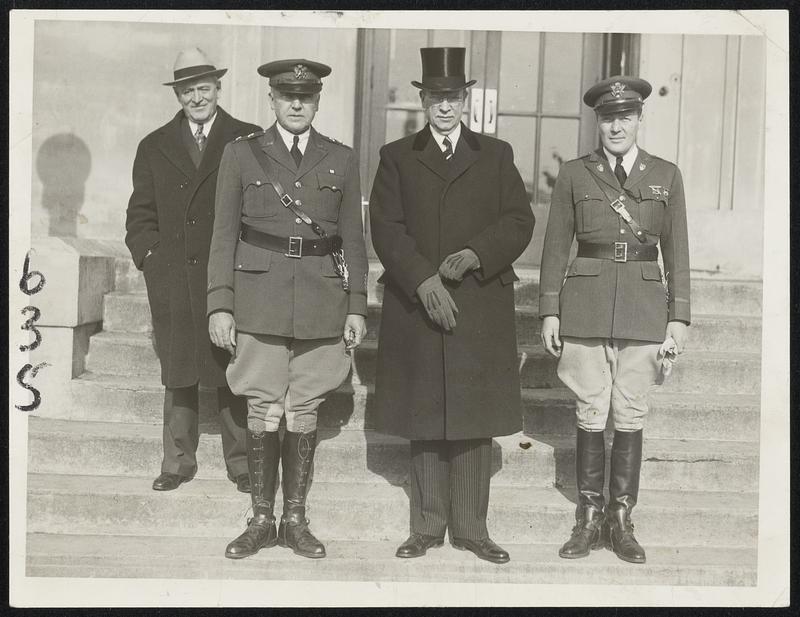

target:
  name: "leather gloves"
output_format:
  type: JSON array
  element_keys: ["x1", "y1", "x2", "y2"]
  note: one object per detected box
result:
[
  {"x1": 438, "y1": 248, "x2": 480, "y2": 282},
  {"x1": 416, "y1": 274, "x2": 458, "y2": 332}
]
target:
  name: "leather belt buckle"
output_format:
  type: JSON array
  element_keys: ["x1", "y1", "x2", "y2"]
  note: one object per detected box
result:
[
  {"x1": 280, "y1": 193, "x2": 293, "y2": 208},
  {"x1": 614, "y1": 242, "x2": 628, "y2": 263},
  {"x1": 286, "y1": 236, "x2": 303, "y2": 258}
]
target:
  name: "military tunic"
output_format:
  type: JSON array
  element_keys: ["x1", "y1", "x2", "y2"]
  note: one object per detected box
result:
[{"x1": 539, "y1": 148, "x2": 691, "y2": 342}]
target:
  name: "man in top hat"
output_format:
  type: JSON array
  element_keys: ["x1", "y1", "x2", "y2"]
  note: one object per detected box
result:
[
  {"x1": 125, "y1": 47, "x2": 261, "y2": 493},
  {"x1": 369, "y1": 47, "x2": 535, "y2": 564},
  {"x1": 208, "y1": 59, "x2": 368, "y2": 560},
  {"x1": 539, "y1": 75, "x2": 690, "y2": 564}
]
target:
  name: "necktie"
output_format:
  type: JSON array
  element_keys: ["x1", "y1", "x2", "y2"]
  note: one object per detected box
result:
[
  {"x1": 290, "y1": 135, "x2": 303, "y2": 168},
  {"x1": 194, "y1": 123, "x2": 206, "y2": 152},
  {"x1": 443, "y1": 136, "x2": 454, "y2": 161},
  {"x1": 614, "y1": 155, "x2": 627, "y2": 187}
]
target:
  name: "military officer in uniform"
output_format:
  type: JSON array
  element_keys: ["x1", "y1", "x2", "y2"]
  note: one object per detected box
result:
[
  {"x1": 539, "y1": 76, "x2": 690, "y2": 564},
  {"x1": 370, "y1": 48, "x2": 535, "y2": 564},
  {"x1": 207, "y1": 59, "x2": 368, "y2": 560},
  {"x1": 125, "y1": 48, "x2": 260, "y2": 493}
]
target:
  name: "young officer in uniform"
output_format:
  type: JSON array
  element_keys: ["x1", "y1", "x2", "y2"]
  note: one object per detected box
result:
[
  {"x1": 539, "y1": 76, "x2": 690, "y2": 564},
  {"x1": 207, "y1": 59, "x2": 368, "y2": 560}
]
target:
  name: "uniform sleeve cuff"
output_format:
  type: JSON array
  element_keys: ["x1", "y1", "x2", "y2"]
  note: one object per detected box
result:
[
  {"x1": 348, "y1": 292, "x2": 368, "y2": 317},
  {"x1": 668, "y1": 299, "x2": 691, "y2": 325},
  {"x1": 207, "y1": 287, "x2": 234, "y2": 317},
  {"x1": 538, "y1": 294, "x2": 560, "y2": 318}
]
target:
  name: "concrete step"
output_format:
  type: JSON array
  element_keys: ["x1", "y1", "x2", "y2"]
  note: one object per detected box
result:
[
  {"x1": 58, "y1": 373, "x2": 760, "y2": 442},
  {"x1": 103, "y1": 291, "x2": 762, "y2": 352},
  {"x1": 83, "y1": 331, "x2": 761, "y2": 394},
  {"x1": 26, "y1": 532, "x2": 756, "y2": 586},
  {"x1": 26, "y1": 473, "x2": 757, "y2": 549},
  {"x1": 28, "y1": 417, "x2": 759, "y2": 492}
]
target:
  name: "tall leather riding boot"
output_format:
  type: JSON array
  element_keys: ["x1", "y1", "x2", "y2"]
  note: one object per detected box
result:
[
  {"x1": 278, "y1": 430, "x2": 326, "y2": 558},
  {"x1": 559, "y1": 428, "x2": 607, "y2": 559},
  {"x1": 607, "y1": 429, "x2": 646, "y2": 564},
  {"x1": 225, "y1": 430, "x2": 280, "y2": 559}
]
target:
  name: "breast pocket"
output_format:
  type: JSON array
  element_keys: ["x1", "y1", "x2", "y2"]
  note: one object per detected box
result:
[
  {"x1": 637, "y1": 187, "x2": 668, "y2": 235},
  {"x1": 574, "y1": 190, "x2": 605, "y2": 233},
  {"x1": 242, "y1": 176, "x2": 279, "y2": 219},
  {"x1": 315, "y1": 171, "x2": 344, "y2": 222}
]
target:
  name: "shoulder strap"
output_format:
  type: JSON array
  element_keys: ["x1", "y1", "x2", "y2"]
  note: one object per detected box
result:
[
  {"x1": 246, "y1": 139, "x2": 327, "y2": 238},
  {"x1": 587, "y1": 173, "x2": 648, "y2": 243}
]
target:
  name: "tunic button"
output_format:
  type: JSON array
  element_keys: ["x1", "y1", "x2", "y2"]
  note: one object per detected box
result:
[
  {"x1": 295, "y1": 181, "x2": 302, "y2": 188},
  {"x1": 256, "y1": 180, "x2": 262, "y2": 186},
  {"x1": 295, "y1": 199, "x2": 302, "y2": 206},
  {"x1": 295, "y1": 217, "x2": 302, "y2": 224},
  {"x1": 620, "y1": 229, "x2": 626, "y2": 234}
]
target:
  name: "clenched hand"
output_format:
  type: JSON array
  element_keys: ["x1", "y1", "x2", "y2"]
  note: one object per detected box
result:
[
  {"x1": 209, "y1": 311, "x2": 237, "y2": 356},
  {"x1": 438, "y1": 248, "x2": 480, "y2": 282},
  {"x1": 343, "y1": 313, "x2": 367, "y2": 349},
  {"x1": 417, "y1": 274, "x2": 458, "y2": 332}
]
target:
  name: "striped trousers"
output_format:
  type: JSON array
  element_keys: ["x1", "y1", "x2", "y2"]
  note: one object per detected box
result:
[{"x1": 409, "y1": 438, "x2": 492, "y2": 542}]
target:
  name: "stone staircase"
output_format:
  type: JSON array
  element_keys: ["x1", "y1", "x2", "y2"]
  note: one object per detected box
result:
[{"x1": 26, "y1": 259, "x2": 762, "y2": 585}]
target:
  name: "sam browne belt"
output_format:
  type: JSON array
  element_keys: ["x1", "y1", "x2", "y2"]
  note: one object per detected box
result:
[
  {"x1": 240, "y1": 224, "x2": 342, "y2": 258},
  {"x1": 577, "y1": 242, "x2": 658, "y2": 263}
]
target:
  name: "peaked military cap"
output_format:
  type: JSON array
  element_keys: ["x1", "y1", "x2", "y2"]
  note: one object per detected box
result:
[
  {"x1": 583, "y1": 75, "x2": 652, "y2": 113},
  {"x1": 257, "y1": 59, "x2": 331, "y2": 94}
]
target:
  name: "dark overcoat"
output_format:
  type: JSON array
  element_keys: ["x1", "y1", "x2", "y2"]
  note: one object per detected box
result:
[
  {"x1": 125, "y1": 107, "x2": 261, "y2": 387},
  {"x1": 369, "y1": 124, "x2": 535, "y2": 441},
  {"x1": 538, "y1": 148, "x2": 691, "y2": 342},
  {"x1": 206, "y1": 124, "x2": 368, "y2": 336}
]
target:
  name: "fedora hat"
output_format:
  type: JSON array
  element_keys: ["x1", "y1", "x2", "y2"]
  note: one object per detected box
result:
[
  {"x1": 163, "y1": 47, "x2": 227, "y2": 87},
  {"x1": 411, "y1": 47, "x2": 476, "y2": 92}
]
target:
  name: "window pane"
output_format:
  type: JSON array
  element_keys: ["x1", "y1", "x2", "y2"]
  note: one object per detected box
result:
[
  {"x1": 388, "y1": 30, "x2": 429, "y2": 106},
  {"x1": 498, "y1": 32, "x2": 540, "y2": 113},
  {"x1": 541, "y1": 33, "x2": 583, "y2": 114},
  {"x1": 538, "y1": 118, "x2": 580, "y2": 202},
  {"x1": 385, "y1": 109, "x2": 425, "y2": 143},
  {"x1": 497, "y1": 115, "x2": 536, "y2": 197}
]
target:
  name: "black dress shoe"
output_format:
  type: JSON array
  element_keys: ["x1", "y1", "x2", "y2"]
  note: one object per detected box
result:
[
  {"x1": 235, "y1": 473, "x2": 251, "y2": 493},
  {"x1": 225, "y1": 514, "x2": 278, "y2": 559},
  {"x1": 395, "y1": 533, "x2": 444, "y2": 558},
  {"x1": 152, "y1": 472, "x2": 188, "y2": 491},
  {"x1": 452, "y1": 537, "x2": 510, "y2": 564},
  {"x1": 278, "y1": 518, "x2": 326, "y2": 559}
]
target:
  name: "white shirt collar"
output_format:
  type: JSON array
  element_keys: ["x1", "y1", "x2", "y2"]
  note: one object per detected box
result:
[
  {"x1": 429, "y1": 123, "x2": 461, "y2": 153},
  {"x1": 187, "y1": 111, "x2": 217, "y2": 138},
  {"x1": 276, "y1": 122, "x2": 311, "y2": 155},
  {"x1": 603, "y1": 143, "x2": 639, "y2": 176}
]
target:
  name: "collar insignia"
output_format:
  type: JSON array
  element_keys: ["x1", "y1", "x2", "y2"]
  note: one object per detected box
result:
[
  {"x1": 294, "y1": 64, "x2": 308, "y2": 80},
  {"x1": 597, "y1": 163, "x2": 604, "y2": 172},
  {"x1": 639, "y1": 162, "x2": 646, "y2": 171},
  {"x1": 610, "y1": 82, "x2": 626, "y2": 98}
]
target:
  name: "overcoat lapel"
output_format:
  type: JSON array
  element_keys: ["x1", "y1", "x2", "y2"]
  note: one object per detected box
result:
[
  {"x1": 157, "y1": 111, "x2": 196, "y2": 181},
  {"x1": 296, "y1": 128, "x2": 329, "y2": 180},
  {"x1": 446, "y1": 123, "x2": 480, "y2": 183},
  {"x1": 193, "y1": 107, "x2": 234, "y2": 188},
  {"x1": 414, "y1": 125, "x2": 449, "y2": 182},
  {"x1": 261, "y1": 124, "x2": 298, "y2": 174}
]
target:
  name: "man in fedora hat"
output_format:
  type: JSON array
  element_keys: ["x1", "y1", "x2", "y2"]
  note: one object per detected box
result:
[
  {"x1": 208, "y1": 59, "x2": 368, "y2": 560},
  {"x1": 539, "y1": 75, "x2": 690, "y2": 564},
  {"x1": 125, "y1": 47, "x2": 261, "y2": 493},
  {"x1": 369, "y1": 47, "x2": 534, "y2": 564}
]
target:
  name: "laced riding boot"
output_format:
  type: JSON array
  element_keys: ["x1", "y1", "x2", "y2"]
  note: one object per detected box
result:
[
  {"x1": 224, "y1": 430, "x2": 280, "y2": 559},
  {"x1": 278, "y1": 430, "x2": 326, "y2": 558},
  {"x1": 606, "y1": 429, "x2": 646, "y2": 564},
  {"x1": 559, "y1": 428, "x2": 607, "y2": 559}
]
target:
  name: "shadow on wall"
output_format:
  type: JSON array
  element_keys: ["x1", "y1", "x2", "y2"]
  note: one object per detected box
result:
[{"x1": 36, "y1": 133, "x2": 92, "y2": 237}]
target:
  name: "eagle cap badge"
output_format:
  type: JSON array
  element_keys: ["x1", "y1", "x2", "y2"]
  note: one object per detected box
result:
[
  {"x1": 294, "y1": 64, "x2": 309, "y2": 80},
  {"x1": 610, "y1": 81, "x2": 626, "y2": 98}
]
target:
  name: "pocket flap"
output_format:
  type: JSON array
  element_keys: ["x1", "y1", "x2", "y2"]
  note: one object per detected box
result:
[
  {"x1": 317, "y1": 171, "x2": 344, "y2": 192},
  {"x1": 639, "y1": 186, "x2": 669, "y2": 203},
  {"x1": 499, "y1": 267, "x2": 520, "y2": 286},
  {"x1": 640, "y1": 261, "x2": 663, "y2": 281},
  {"x1": 566, "y1": 257, "x2": 602, "y2": 277},
  {"x1": 243, "y1": 175, "x2": 271, "y2": 191},
  {"x1": 234, "y1": 239, "x2": 272, "y2": 272}
]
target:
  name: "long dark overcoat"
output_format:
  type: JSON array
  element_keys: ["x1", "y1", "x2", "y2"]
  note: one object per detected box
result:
[
  {"x1": 369, "y1": 124, "x2": 535, "y2": 441},
  {"x1": 125, "y1": 107, "x2": 261, "y2": 388}
]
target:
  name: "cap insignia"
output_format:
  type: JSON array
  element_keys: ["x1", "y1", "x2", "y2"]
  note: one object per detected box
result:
[
  {"x1": 294, "y1": 64, "x2": 309, "y2": 80},
  {"x1": 610, "y1": 81, "x2": 626, "y2": 98}
]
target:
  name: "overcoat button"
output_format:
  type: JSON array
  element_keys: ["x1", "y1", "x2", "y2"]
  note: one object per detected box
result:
[{"x1": 187, "y1": 219, "x2": 196, "y2": 226}]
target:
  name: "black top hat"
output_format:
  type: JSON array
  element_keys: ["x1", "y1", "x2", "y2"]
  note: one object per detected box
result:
[{"x1": 411, "y1": 47, "x2": 476, "y2": 92}]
